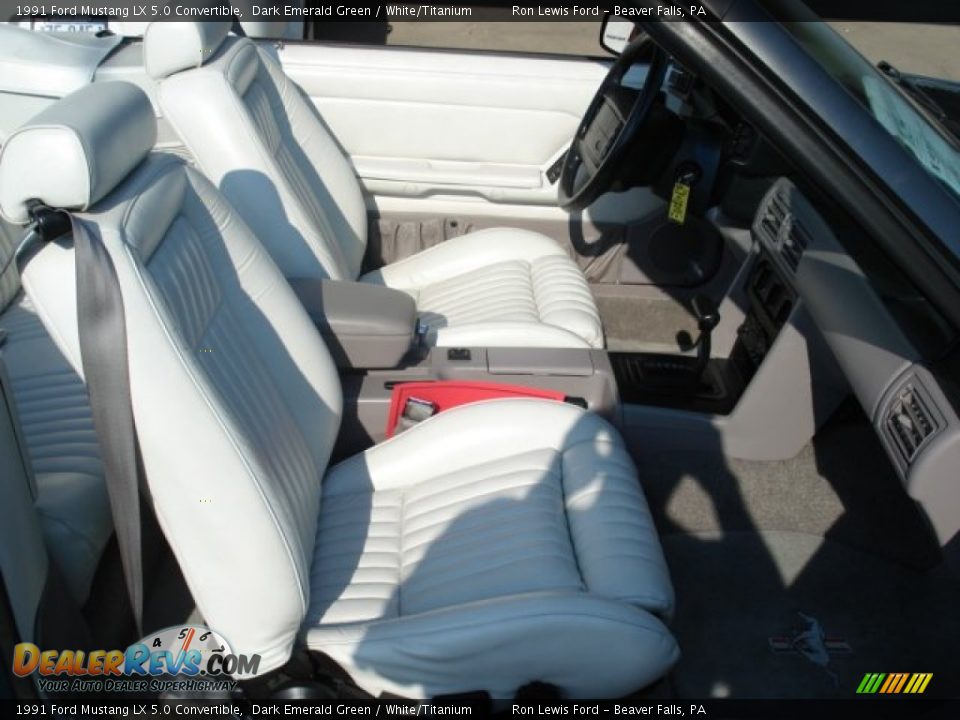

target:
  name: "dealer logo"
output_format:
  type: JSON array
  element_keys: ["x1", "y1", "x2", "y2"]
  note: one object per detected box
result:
[{"x1": 13, "y1": 624, "x2": 260, "y2": 693}]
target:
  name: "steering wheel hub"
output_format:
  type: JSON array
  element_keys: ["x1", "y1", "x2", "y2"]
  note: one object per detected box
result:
[{"x1": 559, "y1": 39, "x2": 672, "y2": 211}]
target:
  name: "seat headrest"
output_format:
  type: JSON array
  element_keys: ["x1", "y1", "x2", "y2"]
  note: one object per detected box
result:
[
  {"x1": 234, "y1": 0, "x2": 305, "y2": 38},
  {"x1": 144, "y1": 21, "x2": 232, "y2": 79},
  {"x1": 0, "y1": 82, "x2": 156, "y2": 225}
]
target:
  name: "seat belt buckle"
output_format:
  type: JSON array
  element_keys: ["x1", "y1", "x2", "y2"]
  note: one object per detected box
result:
[
  {"x1": 396, "y1": 396, "x2": 437, "y2": 433},
  {"x1": 415, "y1": 320, "x2": 430, "y2": 348}
]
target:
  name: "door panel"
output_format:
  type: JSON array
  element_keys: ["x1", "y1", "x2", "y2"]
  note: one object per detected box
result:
[
  {"x1": 273, "y1": 42, "x2": 609, "y2": 206},
  {"x1": 271, "y1": 41, "x2": 680, "y2": 286}
]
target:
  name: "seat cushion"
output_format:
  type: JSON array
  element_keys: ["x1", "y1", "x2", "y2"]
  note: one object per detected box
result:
[
  {"x1": 305, "y1": 399, "x2": 676, "y2": 698},
  {"x1": 361, "y1": 228, "x2": 604, "y2": 349}
]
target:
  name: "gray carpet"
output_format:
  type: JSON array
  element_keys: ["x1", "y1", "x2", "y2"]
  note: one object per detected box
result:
[
  {"x1": 635, "y1": 401, "x2": 957, "y2": 698},
  {"x1": 664, "y1": 531, "x2": 960, "y2": 698},
  {"x1": 635, "y1": 401, "x2": 940, "y2": 567},
  {"x1": 595, "y1": 295, "x2": 699, "y2": 353}
]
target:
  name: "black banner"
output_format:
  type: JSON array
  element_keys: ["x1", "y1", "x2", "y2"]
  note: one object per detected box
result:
[
  {"x1": 1, "y1": 1, "x2": 959, "y2": 24},
  {"x1": 7, "y1": 1, "x2": 642, "y2": 25},
  {"x1": 1, "y1": 699, "x2": 958, "y2": 719}
]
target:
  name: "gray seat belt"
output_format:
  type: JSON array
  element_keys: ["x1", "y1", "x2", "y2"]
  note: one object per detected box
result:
[
  {"x1": 72, "y1": 214, "x2": 146, "y2": 634},
  {"x1": 27, "y1": 205, "x2": 147, "y2": 634}
]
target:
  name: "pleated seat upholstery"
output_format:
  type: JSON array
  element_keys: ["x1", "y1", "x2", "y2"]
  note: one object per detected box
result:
[{"x1": 0, "y1": 81, "x2": 677, "y2": 700}]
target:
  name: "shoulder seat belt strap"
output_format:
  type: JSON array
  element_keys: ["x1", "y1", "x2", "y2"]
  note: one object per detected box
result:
[{"x1": 71, "y1": 215, "x2": 145, "y2": 634}]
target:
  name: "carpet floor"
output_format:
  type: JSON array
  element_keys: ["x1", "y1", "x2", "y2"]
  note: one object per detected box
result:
[{"x1": 636, "y1": 401, "x2": 959, "y2": 698}]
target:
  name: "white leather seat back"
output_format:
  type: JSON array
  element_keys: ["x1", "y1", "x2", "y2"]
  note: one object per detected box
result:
[
  {"x1": 145, "y1": 23, "x2": 368, "y2": 283},
  {"x1": 0, "y1": 294, "x2": 113, "y2": 604},
  {"x1": 0, "y1": 82, "x2": 344, "y2": 674},
  {"x1": 2, "y1": 189, "x2": 112, "y2": 606}
]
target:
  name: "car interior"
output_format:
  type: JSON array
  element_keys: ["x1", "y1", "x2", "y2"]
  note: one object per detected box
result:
[{"x1": 0, "y1": 10, "x2": 958, "y2": 701}]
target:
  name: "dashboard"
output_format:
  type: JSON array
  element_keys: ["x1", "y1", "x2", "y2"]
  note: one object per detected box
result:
[{"x1": 753, "y1": 178, "x2": 960, "y2": 554}]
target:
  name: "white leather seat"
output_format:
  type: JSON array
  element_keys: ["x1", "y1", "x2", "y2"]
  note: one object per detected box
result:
[
  {"x1": 0, "y1": 221, "x2": 111, "y2": 604},
  {"x1": 0, "y1": 82, "x2": 676, "y2": 698},
  {"x1": 309, "y1": 400, "x2": 675, "y2": 697},
  {"x1": 142, "y1": 22, "x2": 604, "y2": 350}
]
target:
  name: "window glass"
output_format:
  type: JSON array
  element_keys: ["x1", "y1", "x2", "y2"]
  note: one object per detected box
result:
[
  {"x1": 785, "y1": 21, "x2": 960, "y2": 200},
  {"x1": 825, "y1": 22, "x2": 960, "y2": 83}
]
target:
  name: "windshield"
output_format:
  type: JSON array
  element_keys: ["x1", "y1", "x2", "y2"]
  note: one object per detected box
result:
[{"x1": 782, "y1": 20, "x2": 960, "y2": 200}]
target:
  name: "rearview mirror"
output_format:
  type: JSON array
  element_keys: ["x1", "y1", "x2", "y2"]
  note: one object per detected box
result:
[{"x1": 599, "y1": 14, "x2": 641, "y2": 56}]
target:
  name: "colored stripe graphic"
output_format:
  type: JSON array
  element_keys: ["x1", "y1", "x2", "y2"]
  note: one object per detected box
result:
[
  {"x1": 867, "y1": 673, "x2": 886, "y2": 693},
  {"x1": 893, "y1": 673, "x2": 909, "y2": 693},
  {"x1": 904, "y1": 674, "x2": 919, "y2": 693},
  {"x1": 857, "y1": 672, "x2": 932, "y2": 694},
  {"x1": 905, "y1": 673, "x2": 932, "y2": 693}
]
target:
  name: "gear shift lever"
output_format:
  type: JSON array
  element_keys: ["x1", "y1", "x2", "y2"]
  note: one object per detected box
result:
[{"x1": 691, "y1": 294, "x2": 720, "y2": 381}]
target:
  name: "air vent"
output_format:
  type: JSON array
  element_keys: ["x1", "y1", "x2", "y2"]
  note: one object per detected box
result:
[
  {"x1": 747, "y1": 257, "x2": 793, "y2": 330},
  {"x1": 769, "y1": 190, "x2": 788, "y2": 222},
  {"x1": 780, "y1": 221, "x2": 809, "y2": 273},
  {"x1": 884, "y1": 380, "x2": 941, "y2": 464},
  {"x1": 758, "y1": 190, "x2": 789, "y2": 245}
]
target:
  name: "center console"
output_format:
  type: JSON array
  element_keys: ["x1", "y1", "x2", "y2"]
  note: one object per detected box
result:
[
  {"x1": 301, "y1": 180, "x2": 843, "y2": 464},
  {"x1": 290, "y1": 276, "x2": 620, "y2": 457},
  {"x1": 336, "y1": 346, "x2": 619, "y2": 456},
  {"x1": 616, "y1": 180, "x2": 847, "y2": 461}
]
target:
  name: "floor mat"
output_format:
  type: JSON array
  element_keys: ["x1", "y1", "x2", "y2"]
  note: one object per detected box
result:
[
  {"x1": 664, "y1": 531, "x2": 960, "y2": 698},
  {"x1": 595, "y1": 294, "x2": 699, "y2": 352}
]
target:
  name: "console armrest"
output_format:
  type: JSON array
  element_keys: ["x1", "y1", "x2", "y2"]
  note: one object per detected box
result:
[{"x1": 289, "y1": 279, "x2": 417, "y2": 369}]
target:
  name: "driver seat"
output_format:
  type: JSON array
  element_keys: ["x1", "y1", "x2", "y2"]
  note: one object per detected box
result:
[{"x1": 143, "y1": 22, "x2": 603, "y2": 350}]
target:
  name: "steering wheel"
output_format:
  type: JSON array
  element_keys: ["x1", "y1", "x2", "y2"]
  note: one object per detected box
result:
[{"x1": 558, "y1": 38, "x2": 671, "y2": 212}]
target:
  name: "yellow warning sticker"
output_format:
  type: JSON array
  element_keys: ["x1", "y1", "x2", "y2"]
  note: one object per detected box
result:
[{"x1": 668, "y1": 182, "x2": 690, "y2": 224}]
